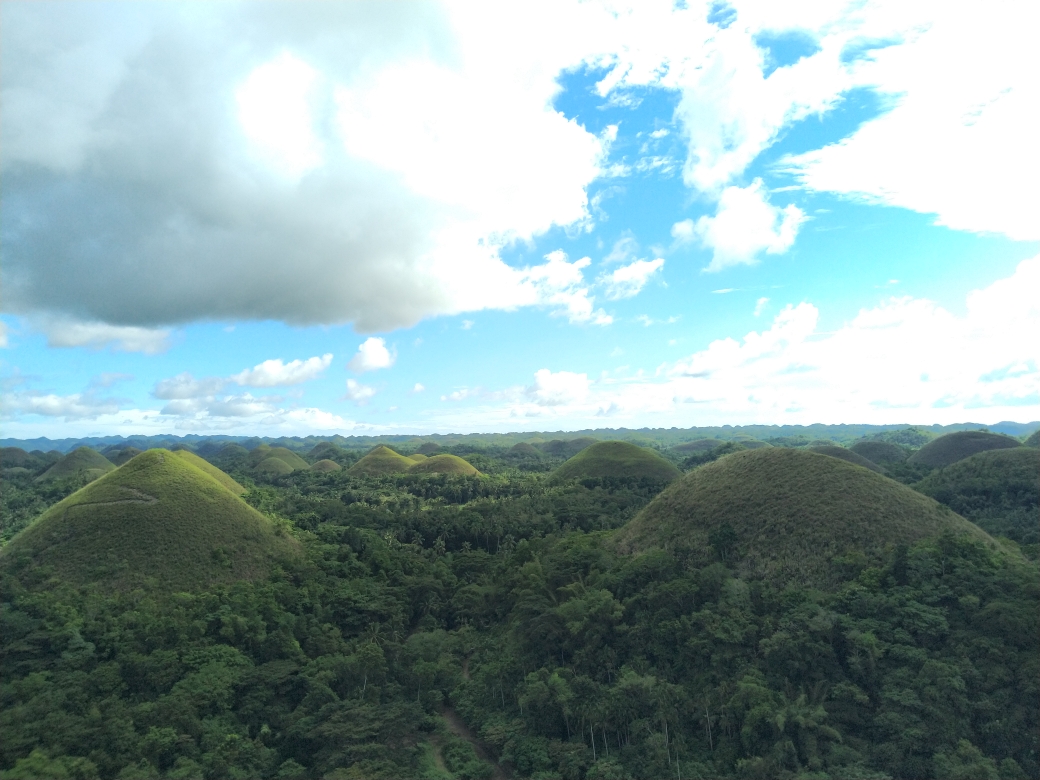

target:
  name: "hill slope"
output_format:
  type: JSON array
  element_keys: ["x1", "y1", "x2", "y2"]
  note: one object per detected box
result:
[
  {"x1": 0, "y1": 450, "x2": 298, "y2": 591},
  {"x1": 1025, "y1": 429, "x2": 1040, "y2": 448},
  {"x1": 36, "y1": 447, "x2": 116, "y2": 482},
  {"x1": 171, "y1": 450, "x2": 247, "y2": 495},
  {"x1": 348, "y1": 446, "x2": 416, "y2": 476},
  {"x1": 809, "y1": 444, "x2": 884, "y2": 473},
  {"x1": 310, "y1": 458, "x2": 342, "y2": 472},
  {"x1": 555, "y1": 441, "x2": 681, "y2": 482},
  {"x1": 615, "y1": 448, "x2": 992, "y2": 589},
  {"x1": 849, "y1": 440, "x2": 909, "y2": 464},
  {"x1": 909, "y1": 430, "x2": 1021, "y2": 468},
  {"x1": 408, "y1": 454, "x2": 480, "y2": 476}
]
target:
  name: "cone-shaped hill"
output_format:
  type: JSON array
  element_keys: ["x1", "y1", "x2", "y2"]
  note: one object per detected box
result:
[
  {"x1": 908, "y1": 430, "x2": 1020, "y2": 468},
  {"x1": 672, "y1": 439, "x2": 727, "y2": 455},
  {"x1": 256, "y1": 457, "x2": 294, "y2": 475},
  {"x1": 540, "y1": 437, "x2": 598, "y2": 457},
  {"x1": 510, "y1": 442, "x2": 541, "y2": 456},
  {"x1": 307, "y1": 441, "x2": 346, "y2": 462},
  {"x1": 36, "y1": 447, "x2": 116, "y2": 482},
  {"x1": 408, "y1": 454, "x2": 480, "y2": 476},
  {"x1": 348, "y1": 446, "x2": 416, "y2": 476},
  {"x1": 0, "y1": 450, "x2": 299, "y2": 591},
  {"x1": 417, "y1": 442, "x2": 442, "y2": 455},
  {"x1": 310, "y1": 458, "x2": 342, "y2": 472},
  {"x1": 249, "y1": 445, "x2": 309, "y2": 471},
  {"x1": 555, "y1": 441, "x2": 681, "y2": 482},
  {"x1": 408, "y1": 453, "x2": 428, "y2": 462},
  {"x1": 614, "y1": 448, "x2": 992, "y2": 589},
  {"x1": 849, "y1": 440, "x2": 909, "y2": 464},
  {"x1": 2, "y1": 447, "x2": 45, "y2": 470},
  {"x1": 105, "y1": 446, "x2": 143, "y2": 466},
  {"x1": 1024, "y1": 429, "x2": 1040, "y2": 448},
  {"x1": 170, "y1": 450, "x2": 247, "y2": 494},
  {"x1": 808, "y1": 445, "x2": 883, "y2": 473}
]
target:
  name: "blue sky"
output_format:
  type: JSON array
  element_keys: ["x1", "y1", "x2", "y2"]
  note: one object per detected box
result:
[{"x1": 2, "y1": 0, "x2": 1038, "y2": 438}]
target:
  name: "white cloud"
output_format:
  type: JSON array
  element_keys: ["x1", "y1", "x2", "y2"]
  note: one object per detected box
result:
[
  {"x1": 345, "y1": 378, "x2": 376, "y2": 405},
  {"x1": 601, "y1": 258, "x2": 664, "y2": 300},
  {"x1": 754, "y1": 297, "x2": 770, "y2": 316},
  {"x1": 0, "y1": 321, "x2": 7, "y2": 348},
  {"x1": 510, "y1": 251, "x2": 613, "y2": 325},
  {"x1": 153, "y1": 373, "x2": 226, "y2": 400},
  {"x1": 348, "y1": 338, "x2": 395, "y2": 373},
  {"x1": 36, "y1": 318, "x2": 172, "y2": 354},
  {"x1": 649, "y1": 129, "x2": 669, "y2": 139},
  {"x1": 232, "y1": 353, "x2": 333, "y2": 387},
  {"x1": 526, "y1": 369, "x2": 590, "y2": 406},
  {"x1": 687, "y1": 180, "x2": 805, "y2": 271},
  {"x1": 2, "y1": 391, "x2": 122, "y2": 421},
  {"x1": 412, "y1": 383, "x2": 425, "y2": 393}
]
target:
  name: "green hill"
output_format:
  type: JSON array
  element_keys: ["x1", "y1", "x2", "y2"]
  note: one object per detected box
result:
[
  {"x1": 540, "y1": 437, "x2": 598, "y2": 457},
  {"x1": 408, "y1": 453, "x2": 428, "y2": 462},
  {"x1": 310, "y1": 459, "x2": 342, "y2": 472},
  {"x1": 615, "y1": 448, "x2": 992, "y2": 589},
  {"x1": 732, "y1": 437, "x2": 770, "y2": 449},
  {"x1": 307, "y1": 441, "x2": 346, "y2": 462},
  {"x1": 408, "y1": 454, "x2": 480, "y2": 476},
  {"x1": 36, "y1": 447, "x2": 116, "y2": 482},
  {"x1": 672, "y1": 439, "x2": 726, "y2": 454},
  {"x1": 914, "y1": 448, "x2": 1040, "y2": 546},
  {"x1": 850, "y1": 440, "x2": 909, "y2": 464},
  {"x1": 348, "y1": 446, "x2": 416, "y2": 476},
  {"x1": 105, "y1": 446, "x2": 143, "y2": 466},
  {"x1": 253, "y1": 446, "x2": 309, "y2": 471},
  {"x1": 417, "y1": 442, "x2": 442, "y2": 455},
  {"x1": 1, "y1": 447, "x2": 42, "y2": 470},
  {"x1": 554, "y1": 441, "x2": 681, "y2": 482},
  {"x1": 908, "y1": 430, "x2": 1021, "y2": 468},
  {"x1": 509, "y1": 442, "x2": 542, "y2": 456},
  {"x1": 256, "y1": 457, "x2": 293, "y2": 475},
  {"x1": 809, "y1": 444, "x2": 883, "y2": 473},
  {"x1": 1025, "y1": 429, "x2": 1040, "y2": 448},
  {"x1": 0, "y1": 450, "x2": 299, "y2": 591},
  {"x1": 171, "y1": 450, "x2": 247, "y2": 495},
  {"x1": 866, "y1": 426, "x2": 937, "y2": 448}
]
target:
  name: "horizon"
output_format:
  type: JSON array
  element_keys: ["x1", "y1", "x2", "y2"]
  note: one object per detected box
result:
[{"x1": 3, "y1": 1, "x2": 1038, "y2": 438}]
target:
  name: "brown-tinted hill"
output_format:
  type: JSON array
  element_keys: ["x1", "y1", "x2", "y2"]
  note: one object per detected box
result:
[
  {"x1": 171, "y1": 450, "x2": 247, "y2": 494},
  {"x1": 0, "y1": 450, "x2": 299, "y2": 592},
  {"x1": 850, "y1": 440, "x2": 909, "y2": 464},
  {"x1": 310, "y1": 459, "x2": 342, "y2": 472},
  {"x1": 672, "y1": 439, "x2": 727, "y2": 455},
  {"x1": 417, "y1": 442, "x2": 443, "y2": 455},
  {"x1": 36, "y1": 447, "x2": 116, "y2": 483},
  {"x1": 732, "y1": 438, "x2": 771, "y2": 449},
  {"x1": 408, "y1": 454, "x2": 480, "y2": 476},
  {"x1": 555, "y1": 441, "x2": 681, "y2": 482},
  {"x1": 540, "y1": 437, "x2": 599, "y2": 458},
  {"x1": 809, "y1": 445, "x2": 883, "y2": 473},
  {"x1": 615, "y1": 448, "x2": 992, "y2": 589},
  {"x1": 256, "y1": 457, "x2": 294, "y2": 475},
  {"x1": 1, "y1": 447, "x2": 42, "y2": 469},
  {"x1": 908, "y1": 430, "x2": 1020, "y2": 468},
  {"x1": 348, "y1": 446, "x2": 415, "y2": 476}
]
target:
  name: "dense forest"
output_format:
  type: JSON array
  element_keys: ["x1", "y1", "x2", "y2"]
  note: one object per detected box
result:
[{"x1": 0, "y1": 429, "x2": 1037, "y2": 780}]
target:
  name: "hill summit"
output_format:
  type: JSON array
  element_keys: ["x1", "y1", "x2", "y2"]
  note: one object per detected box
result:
[
  {"x1": 554, "y1": 441, "x2": 681, "y2": 482},
  {"x1": 0, "y1": 449, "x2": 298, "y2": 592},
  {"x1": 908, "y1": 430, "x2": 1020, "y2": 468},
  {"x1": 615, "y1": 448, "x2": 991, "y2": 589},
  {"x1": 36, "y1": 447, "x2": 115, "y2": 482}
]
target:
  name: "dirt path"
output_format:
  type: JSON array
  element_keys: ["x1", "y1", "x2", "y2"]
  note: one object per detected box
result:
[{"x1": 441, "y1": 705, "x2": 510, "y2": 780}]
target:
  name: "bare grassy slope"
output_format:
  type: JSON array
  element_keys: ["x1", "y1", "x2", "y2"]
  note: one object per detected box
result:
[
  {"x1": 909, "y1": 430, "x2": 1020, "y2": 468},
  {"x1": 36, "y1": 447, "x2": 115, "y2": 482},
  {"x1": 348, "y1": 445, "x2": 416, "y2": 476},
  {"x1": 555, "y1": 441, "x2": 681, "y2": 482},
  {"x1": 408, "y1": 454, "x2": 480, "y2": 476}
]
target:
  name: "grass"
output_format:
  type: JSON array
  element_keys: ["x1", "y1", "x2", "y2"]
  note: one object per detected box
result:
[
  {"x1": 0, "y1": 449, "x2": 299, "y2": 592},
  {"x1": 809, "y1": 444, "x2": 884, "y2": 473},
  {"x1": 408, "y1": 454, "x2": 480, "y2": 476},
  {"x1": 105, "y1": 446, "x2": 143, "y2": 466},
  {"x1": 256, "y1": 457, "x2": 294, "y2": 475},
  {"x1": 540, "y1": 437, "x2": 598, "y2": 457},
  {"x1": 37, "y1": 447, "x2": 115, "y2": 482},
  {"x1": 255, "y1": 446, "x2": 309, "y2": 471},
  {"x1": 417, "y1": 442, "x2": 443, "y2": 455},
  {"x1": 909, "y1": 430, "x2": 1021, "y2": 468},
  {"x1": 672, "y1": 439, "x2": 727, "y2": 454},
  {"x1": 509, "y1": 442, "x2": 541, "y2": 456},
  {"x1": 348, "y1": 446, "x2": 416, "y2": 476},
  {"x1": 850, "y1": 440, "x2": 909, "y2": 464},
  {"x1": 1025, "y1": 429, "x2": 1040, "y2": 448},
  {"x1": 171, "y1": 449, "x2": 246, "y2": 494},
  {"x1": 310, "y1": 459, "x2": 342, "y2": 472},
  {"x1": 614, "y1": 448, "x2": 993, "y2": 589},
  {"x1": 408, "y1": 453, "x2": 429, "y2": 462},
  {"x1": 554, "y1": 441, "x2": 681, "y2": 482}
]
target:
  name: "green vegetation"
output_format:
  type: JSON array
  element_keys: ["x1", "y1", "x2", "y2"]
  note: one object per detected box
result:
[
  {"x1": 1025, "y1": 429, "x2": 1040, "y2": 447},
  {"x1": 616, "y1": 448, "x2": 992, "y2": 588},
  {"x1": 865, "y1": 426, "x2": 937, "y2": 447},
  {"x1": 849, "y1": 440, "x2": 909, "y2": 464},
  {"x1": 251, "y1": 445, "x2": 310, "y2": 471},
  {"x1": 809, "y1": 444, "x2": 884, "y2": 472},
  {"x1": 915, "y1": 447, "x2": 1040, "y2": 548},
  {"x1": 408, "y1": 454, "x2": 480, "y2": 476},
  {"x1": 555, "y1": 441, "x2": 681, "y2": 483},
  {"x1": 672, "y1": 438, "x2": 727, "y2": 454},
  {"x1": 540, "y1": 437, "x2": 599, "y2": 457},
  {"x1": 348, "y1": 445, "x2": 417, "y2": 476},
  {"x1": 310, "y1": 458, "x2": 342, "y2": 472},
  {"x1": 909, "y1": 430, "x2": 1021, "y2": 467},
  {"x1": 36, "y1": 446, "x2": 116, "y2": 482},
  {"x1": 255, "y1": 456, "x2": 294, "y2": 475},
  {"x1": 105, "y1": 446, "x2": 143, "y2": 466},
  {"x1": 0, "y1": 449, "x2": 299, "y2": 592},
  {"x1": 408, "y1": 453, "x2": 429, "y2": 462},
  {"x1": 510, "y1": 442, "x2": 541, "y2": 456},
  {"x1": 418, "y1": 442, "x2": 443, "y2": 455},
  {"x1": 171, "y1": 449, "x2": 247, "y2": 494}
]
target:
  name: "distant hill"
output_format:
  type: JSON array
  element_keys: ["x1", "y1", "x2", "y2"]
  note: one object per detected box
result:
[
  {"x1": 408, "y1": 453, "x2": 428, "y2": 462},
  {"x1": 864, "y1": 426, "x2": 937, "y2": 448},
  {"x1": 1, "y1": 447, "x2": 51, "y2": 473},
  {"x1": 850, "y1": 440, "x2": 909, "y2": 464},
  {"x1": 417, "y1": 442, "x2": 443, "y2": 455},
  {"x1": 0, "y1": 449, "x2": 299, "y2": 591},
  {"x1": 809, "y1": 444, "x2": 884, "y2": 473},
  {"x1": 250, "y1": 445, "x2": 309, "y2": 471},
  {"x1": 171, "y1": 450, "x2": 247, "y2": 495},
  {"x1": 104, "y1": 446, "x2": 143, "y2": 466},
  {"x1": 615, "y1": 448, "x2": 992, "y2": 589},
  {"x1": 555, "y1": 441, "x2": 681, "y2": 482},
  {"x1": 307, "y1": 441, "x2": 347, "y2": 463},
  {"x1": 914, "y1": 448, "x2": 1039, "y2": 546},
  {"x1": 540, "y1": 437, "x2": 598, "y2": 457},
  {"x1": 1025, "y1": 429, "x2": 1040, "y2": 448},
  {"x1": 672, "y1": 439, "x2": 727, "y2": 454},
  {"x1": 348, "y1": 446, "x2": 415, "y2": 476},
  {"x1": 310, "y1": 459, "x2": 342, "y2": 473},
  {"x1": 509, "y1": 442, "x2": 542, "y2": 456},
  {"x1": 36, "y1": 447, "x2": 115, "y2": 482},
  {"x1": 256, "y1": 457, "x2": 294, "y2": 475},
  {"x1": 909, "y1": 430, "x2": 1021, "y2": 468},
  {"x1": 408, "y1": 454, "x2": 480, "y2": 476}
]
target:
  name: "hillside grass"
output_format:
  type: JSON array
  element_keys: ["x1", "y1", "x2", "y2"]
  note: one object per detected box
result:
[
  {"x1": 310, "y1": 459, "x2": 342, "y2": 472},
  {"x1": 171, "y1": 449, "x2": 247, "y2": 494},
  {"x1": 909, "y1": 430, "x2": 1021, "y2": 468},
  {"x1": 105, "y1": 447, "x2": 143, "y2": 466},
  {"x1": 672, "y1": 439, "x2": 726, "y2": 454},
  {"x1": 555, "y1": 441, "x2": 681, "y2": 482},
  {"x1": 256, "y1": 457, "x2": 294, "y2": 475},
  {"x1": 809, "y1": 444, "x2": 884, "y2": 473},
  {"x1": 408, "y1": 454, "x2": 480, "y2": 476},
  {"x1": 37, "y1": 447, "x2": 115, "y2": 482},
  {"x1": 348, "y1": 446, "x2": 416, "y2": 476},
  {"x1": 1025, "y1": 429, "x2": 1040, "y2": 448},
  {"x1": 614, "y1": 448, "x2": 994, "y2": 589},
  {"x1": 540, "y1": 437, "x2": 598, "y2": 457},
  {"x1": 408, "y1": 453, "x2": 428, "y2": 462},
  {"x1": 257, "y1": 446, "x2": 309, "y2": 471},
  {"x1": 850, "y1": 440, "x2": 909, "y2": 464},
  {"x1": 0, "y1": 449, "x2": 299, "y2": 591}
]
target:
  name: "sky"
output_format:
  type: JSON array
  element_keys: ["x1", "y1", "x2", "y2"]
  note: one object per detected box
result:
[{"x1": 1, "y1": 0, "x2": 1038, "y2": 439}]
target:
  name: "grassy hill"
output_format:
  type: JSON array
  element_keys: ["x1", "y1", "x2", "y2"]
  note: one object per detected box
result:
[
  {"x1": 555, "y1": 441, "x2": 681, "y2": 482},
  {"x1": 1, "y1": 447, "x2": 43, "y2": 470},
  {"x1": 251, "y1": 445, "x2": 309, "y2": 471},
  {"x1": 408, "y1": 454, "x2": 480, "y2": 476},
  {"x1": 914, "y1": 447, "x2": 1040, "y2": 546},
  {"x1": 408, "y1": 453, "x2": 428, "y2": 462},
  {"x1": 809, "y1": 444, "x2": 884, "y2": 473},
  {"x1": 865, "y1": 426, "x2": 937, "y2": 447},
  {"x1": 509, "y1": 442, "x2": 542, "y2": 456},
  {"x1": 850, "y1": 440, "x2": 909, "y2": 464},
  {"x1": 614, "y1": 448, "x2": 993, "y2": 589},
  {"x1": 310, "y1": 459, "x2": 342, "y2": 472},
  {"x1": 909, "y1": 430, "x2": 1021, "y2": 468},
  {"x1": 348, "y1": 446, "x2": 416, "y2": 476},
  {"x1": 307, "y1": 441, "x2": 346, "y2": 463},
  {"x1": 36, "y1": 447, "x2": 116, "y2": 482},
  {"x1": 417, "y1": 442, "x2": 443, "y2": 455},
  {"x1": 672, "y1": 439, "x2": 727, "y2": 454},
  {"x1": 171, "y1": 450, "x2": 247, "y2": 494},
  {"x1": 0, "y1": 449, "x2": 299, "y2": 591},
  {"x1": 1025, "y1": 429, "x2": 1040, "y2": 448},
  {"x1": 256, "y1": 457, "x2": 294, "y2": 475},
  {"x1": 540, "y1": 437, "x2": 598, "y2": 457},
  {"x1": 105, "y1": 446, "x2": 143, "y2": 466}
]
